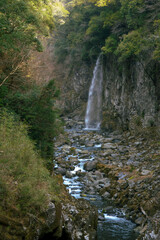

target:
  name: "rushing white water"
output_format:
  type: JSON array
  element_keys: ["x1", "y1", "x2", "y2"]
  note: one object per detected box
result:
[{"x1": 85, "y1": 55, "x2": 103, "y2": 130}]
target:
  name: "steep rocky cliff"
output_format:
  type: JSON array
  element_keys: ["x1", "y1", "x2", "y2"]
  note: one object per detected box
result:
[
  {"x1": 102, "y1": 55, "x2": 160, "y2": 131},
  {"x1": 57, "y1": 61, "x2": 93, "y2": 119},
  {"x1": 56, "y1": 54, "x2": 160, "y2": 131}
]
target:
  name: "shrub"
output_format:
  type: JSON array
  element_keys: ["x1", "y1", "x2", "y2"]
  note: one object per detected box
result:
[
  {"x1": 115, "y1": 30, "x2": 146, "y2": 62},
  {"x1": 101, "y1": 35, "x2": 118, "y2": 54}
]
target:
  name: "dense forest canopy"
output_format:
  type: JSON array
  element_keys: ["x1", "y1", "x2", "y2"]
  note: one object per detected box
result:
[{"x1": 54, "y1": 0, "x2": 160, "y2": 63}]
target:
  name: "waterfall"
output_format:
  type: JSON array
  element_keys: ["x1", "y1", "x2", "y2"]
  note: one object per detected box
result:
[{"x1": 85, "y1": 55, "x2": 103, "y2": 130}]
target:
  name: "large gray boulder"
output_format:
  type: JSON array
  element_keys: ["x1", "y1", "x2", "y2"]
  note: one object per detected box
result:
[{"x1": 84, "y1": 161, "x2": 98, "y2": 171}]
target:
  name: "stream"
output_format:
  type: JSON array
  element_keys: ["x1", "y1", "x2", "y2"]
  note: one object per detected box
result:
[{"x1": 55, "y1": 125, "x2": 139, "y2": 240}]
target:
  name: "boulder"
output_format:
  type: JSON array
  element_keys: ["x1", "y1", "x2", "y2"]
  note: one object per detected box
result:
[
  {"x1": 56, "y1": 167, "x2": 66, "y2": 176},
  {"x1": 84, "y1": 161, "x2": 98, "y2": 171},
  {"x1": 66, "y1": 171, "x2": 73, "y2": 178},
  {"x1": 102, "y1": 143, "x2": 117, "y2": 149},
  {"x1": 102, "y1": 191, "x2": 110, "y2": 199}
]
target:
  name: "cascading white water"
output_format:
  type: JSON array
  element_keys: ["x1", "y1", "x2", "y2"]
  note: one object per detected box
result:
[{"x1": 85, "y1": 55, "x2": 103, "y2": 130}]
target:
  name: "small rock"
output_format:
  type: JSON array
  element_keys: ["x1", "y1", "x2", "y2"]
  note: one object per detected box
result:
[
  {"x1": 135, "y1": 217, "x2": 145, "y2": 225},
  {"x1": 99, "y1": 150, "x2": 112, "y2": 157},
  {"x1": 141, "y1": 170, "x2": 151, "y2": 176},
  {"x1": 102, "y1": 191, "x2": 110, "y2": 199},
  {"x1": 134, "y1": 142, "x2": 142, "y2": 146},
  {"x1": 98, "y1": 214, "x2": 105, "y2": 221},
  {"x1": 102, "y1": 143, "x2": 116, "y2": 150},
  {"x1": 94, "y1": 171, "x2": 103, "y2": 180},
  {"x1": 66, "y1": 171, "x2": 73, "y2": 178},
  {"x1": 103, "y1": 138, "x2": 114, "y2": 143}
]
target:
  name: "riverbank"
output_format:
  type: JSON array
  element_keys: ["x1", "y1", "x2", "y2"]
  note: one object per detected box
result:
[
  {"x1": 0, "y1": 178, "x2": 98, "y2": 240},
  {"x1": 55, "y1": 118, "x2": 160, "y2": 240},
  {"x1": 0, "y1": 113, "x2": 97, "y2": 240}
]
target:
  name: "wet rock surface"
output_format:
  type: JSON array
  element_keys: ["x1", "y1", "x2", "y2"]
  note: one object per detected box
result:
[{"x1": 54, "y1": 119, "x2": 160, "y2": 240}]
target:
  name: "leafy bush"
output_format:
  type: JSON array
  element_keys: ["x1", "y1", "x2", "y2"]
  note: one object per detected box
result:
[
  {"x1": 115, "y1": 30, "x2": 146, "y2": 62},
  {"x1": 102, "y1": 35, "x2": 118, "y2": 54},
  {"x1": 0, "y1": 110, "x2": 60, "y2": 213}
]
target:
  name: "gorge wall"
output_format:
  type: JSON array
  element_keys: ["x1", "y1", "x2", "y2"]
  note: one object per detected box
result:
[
  {"x1": 26, "y1": 43, "x2": 160, "y2": 130},
  {"x1": 102, "y1": 55, "x2": 160, "y2": 131},
  {"x1": 58, "y1": 54, "x2": 160, "y2": 132}
]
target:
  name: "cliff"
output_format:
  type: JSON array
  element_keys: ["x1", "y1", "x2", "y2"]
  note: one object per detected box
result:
[
  {"x1": 56, "y1": 54, "x2": 160, "y2": 132},
  {"x1": 102, "y1": 55, "x2": 160, "y2": 131}
]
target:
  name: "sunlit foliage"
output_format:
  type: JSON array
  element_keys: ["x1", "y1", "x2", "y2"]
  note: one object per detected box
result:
[{"x1": 54, "y1": 0, "x2": 160, "y2": 63}]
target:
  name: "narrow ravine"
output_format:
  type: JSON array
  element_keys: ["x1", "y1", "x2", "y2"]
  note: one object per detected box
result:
[{"x1": 54, "y1": 120, "x2": 139, "y2": 240}]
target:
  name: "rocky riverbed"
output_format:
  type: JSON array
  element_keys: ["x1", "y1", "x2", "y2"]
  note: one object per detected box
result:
[{"x1": 54, "y1": 119, "x2": 160, "y2": 240}]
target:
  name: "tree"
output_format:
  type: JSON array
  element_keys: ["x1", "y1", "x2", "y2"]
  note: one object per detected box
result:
[
  {"x1": 0, "y1": 0, "x2": 68, "y2": 87},
  {"x1": 3, "y1": 80, "x2": 61, "y2": 170}
]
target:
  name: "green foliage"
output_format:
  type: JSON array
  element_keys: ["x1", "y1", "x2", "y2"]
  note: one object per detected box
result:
[
  {"x1": 103, "y1": 10, "x2": 121, "y2": 28},
  {"x1": 3, "y1": 80, "x2": 62, "y2": 170},
  {"x1": 0, "y1": 110, "x2": 60, "y2": 213},
  {"x1": 102, "y1": 35, "x2": 118, "y2": 54},
  {"x1": 153, "y1": 20, "x2": 160, "y2": 61},
  {"x1": 0, "y1": 85, "x2": 9, "y2": 107},
  {"x1": 0, "y1": 0, "x2": 64, "y2": 218},
  {"x1": 120, "y1": 0, "x2": 145, "y2": 29},
  {"x1": 86, "y1": 14, "x2": 105, "y2": 35},
  {"x1": 54, "y1": 0, "x2": 160, "y2": 63},
  {"x1": 95, "y1": 0, "x2": 116, "y2": 7},
  {"x1": 0, "y1": 0, "x2": 55, "y2": 55},
  {"x1": 54, "y1": 3, "x2": 103, "y2": 62},
  {"x1": 115, "y1": 30, "x2": 146, "y2": 62},
  {"x1": 0, "y1": 1, "x2": 63, "y2": 172},
  {"x1": 0, "y1": 0, "x2": 69, "y2": 89}
]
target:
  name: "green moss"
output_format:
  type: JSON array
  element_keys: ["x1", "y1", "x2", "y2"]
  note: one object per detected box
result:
[{"x1": 128, "y1": 176, "x2": 135, "y2": 180}]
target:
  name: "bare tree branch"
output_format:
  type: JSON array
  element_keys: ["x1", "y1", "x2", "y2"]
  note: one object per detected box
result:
[{"x1": 0, "y1": 51, "x2": 30, "y2": 88}]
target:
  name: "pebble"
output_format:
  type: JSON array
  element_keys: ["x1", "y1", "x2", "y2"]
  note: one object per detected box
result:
[{"x1": 141, "y1": 170, "x2": 151, "y2": 176}]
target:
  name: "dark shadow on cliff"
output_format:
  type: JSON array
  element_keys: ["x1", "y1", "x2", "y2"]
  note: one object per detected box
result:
[{"x1": 39, "y1": 228, "x2": 72, "y2": 240}]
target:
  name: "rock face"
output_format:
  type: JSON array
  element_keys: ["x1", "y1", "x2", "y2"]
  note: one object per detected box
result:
[
  {"x1": 55, "y1": 54, "x2": 160, "y2": 130},
  {"x1": 26, "y1": 41, "x2": 160, "y2": 129},
  {"x1": 102, "y1": 55, "x2": 160, "y2": 130},
  {"x1": 57, "y1": 60, "x2": 94, "y2": 119},
  {"x1": 61, "y1": 198, "x2": 98, "y2": 240},
  {"x1": 0, "y1": 189, "x2": 98, "y2": 240}
]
